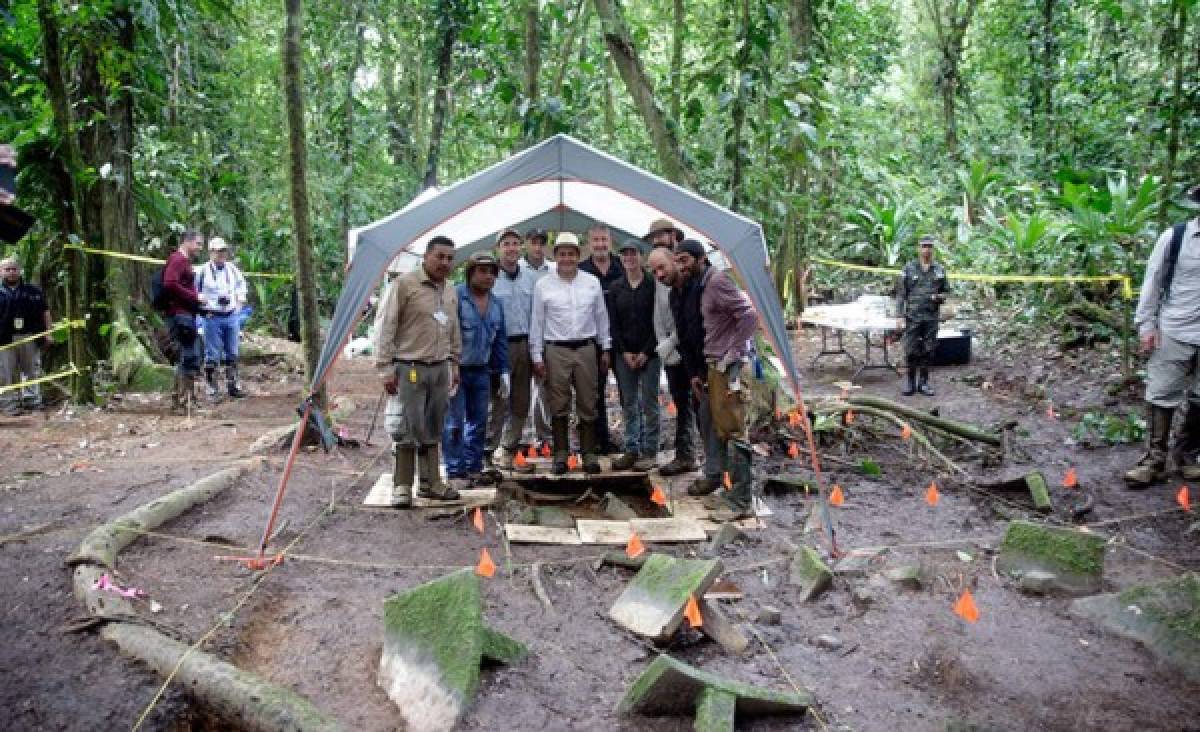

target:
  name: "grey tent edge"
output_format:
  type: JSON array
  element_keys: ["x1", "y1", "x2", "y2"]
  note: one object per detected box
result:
[{"x1": 312, "y1": 134, "x2": 800, "y2": 404}]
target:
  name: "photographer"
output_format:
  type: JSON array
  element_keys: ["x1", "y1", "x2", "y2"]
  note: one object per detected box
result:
[{"x1": 197, "y1": 237, "x2": 247, "y2": 399}]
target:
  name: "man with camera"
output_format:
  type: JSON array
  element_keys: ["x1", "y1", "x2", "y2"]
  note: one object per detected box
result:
[{"x1": 197, "y1": 237, "x2": 248, "y2": 399}]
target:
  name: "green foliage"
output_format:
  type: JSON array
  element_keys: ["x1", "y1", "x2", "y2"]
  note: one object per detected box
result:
[{"x1": 1072, "y1": 410, "x2": 1146, "y2": 445}]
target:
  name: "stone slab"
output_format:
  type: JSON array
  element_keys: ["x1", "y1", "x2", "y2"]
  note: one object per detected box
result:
[
  {"x1": 788, "y1": 546, "x2": 833, "y2": 602},
  {"x1": 1071, "y1": 573, "x2": 1200, "y2": 683},
  {"x1": 617, "y1": 654, "x2": 812, "y2": 726},
  {"x1": 996, "y1": 520, "x2": 1106, "y2": 595},
  {"x1": 833, "y1": 547, "x2": 887, "y2": 577},
  {"x1": 609, "y1": 554, "x2": 724, "y2": 641},
  {"x1": 629, "y1": 517, "x2": 709, "y2": 542},
  {"x1": 696, "y1": 598, "x2": 750, "y2": 655}
]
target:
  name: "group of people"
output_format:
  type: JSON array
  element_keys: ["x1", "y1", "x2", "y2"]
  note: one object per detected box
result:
[
  {"x1": 373, "y1": 218, "x2": 762, "y2": 521},
  {"x1": 161, "y1": 230, "x2": 249, "y2": 411}
]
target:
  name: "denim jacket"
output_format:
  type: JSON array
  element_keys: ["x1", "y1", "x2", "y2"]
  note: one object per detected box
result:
[{"x1": 456, "y1": 283, "x2": 509, "y2": 373}]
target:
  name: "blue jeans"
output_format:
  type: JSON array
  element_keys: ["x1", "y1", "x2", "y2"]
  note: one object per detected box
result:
[
  {"x1": 613, "y1": 355, "x2": 662, "y2": 457},
  {"x1": 169, "y1": 314, "x2": 202, "y2": 377},
  {"x1": 203, "y1": 312, "x2": 241, "y2": 366},
  {"x1": 442, "y1": 366, "x2": 491, "y2": 477}
]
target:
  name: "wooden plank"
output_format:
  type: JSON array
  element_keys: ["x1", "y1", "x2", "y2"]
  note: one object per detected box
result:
[
  {"x1": 629, "y1": 518, "x2": 708, "y2": 542},
  {"x1": 363, "y1": 474, "x2": 494, "y2": 508},
  {"x1": 503, "y1": 524, "x2": 583, "y2": 545},
  {"x1": 576, "y1": 519, "x2": 634, "y2": 545}
]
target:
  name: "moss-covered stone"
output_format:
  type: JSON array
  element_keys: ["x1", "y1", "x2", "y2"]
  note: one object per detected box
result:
[
  {"x1": 1072, "y1": 573, "x2": 1200, "y2": 683},
  {"x1": 126, "y1": 363, "x2": 175, "y2": 393},
  {"x1": 609, "y1": 554, "x2": 723, "y2": 640},
  {"x1": 996, "y1": 520, "x2": 1105, "y2": 595},
  {"x1": 110, "y1": 320, "x2": 174, "y2": 393},
  {"x1": 617, "y1": 654, "x2": 811, "y2": 724},
  {"x1": 694, "y1": 687, "x2": 737, "y2": 732},
  {"x1": 379, "y1": 569, "x2": 528, "y2": 729},
  {"x1": 1025, "y1": 473, "x2": 1052, "y2": 512},
  {"x1": 788, "y1": 545, "x2": 833, "y2": 602}
]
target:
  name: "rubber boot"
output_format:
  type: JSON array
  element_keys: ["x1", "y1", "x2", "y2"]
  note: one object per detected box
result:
[
  {"x1": 204, "y1": 364, "x2": 219, "y2": 398},
  {"x1": 1177, "y1": 401, "x2": 1200, "y2": 481},
  {"x1": 687, "y1": 476, "x2": 719, "y2": 496},
  {"x1": 172, "y1": 374, "x2": 198, "y2": 414},
  {"x1": 917, "y1": 368, "x2": 935, "y2": 396},
  {"x1": 417, "y1": 445, "x2": 459, "y2": 501},
  {"x1": 390, "y1": 444, "x2": 414, "y2": 508},
  {"x1": 552, "y1": 417, "x2": 570, "y2": 475},
  {"x1": 708, "y1": 440, "x2": 755, "y2": 521},
  {"x1": 1124, "y1": 404, "x2": 1173, "y2": 489},
  {"x1": 579, "y1": 420, "x2": 602, "y2": 474},
  {"x1": 224, "y1": 361, "x2": 245, "y2": 398},
  {"x1": 901, "y1": 371, "x2": 916, "y2": 396},
  {"x1": 170, "y1": 373, "x2": 188, "y2": 413}
]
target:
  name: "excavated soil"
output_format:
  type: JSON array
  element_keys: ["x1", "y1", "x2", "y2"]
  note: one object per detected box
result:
[{"x1": 2, "y1": 326, "x2": 1198, "y2": 731}]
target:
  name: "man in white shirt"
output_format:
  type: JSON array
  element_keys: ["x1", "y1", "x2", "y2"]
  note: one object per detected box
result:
[
  {"x1": 522, "y1": 229, "x2": 554, "y2": 446},
  {"x1": 530, "y1": 232, "x2": 612, "y2": 474},
  {"x1": 197, "y1": 237, "x2": 248, "y2": 398}
]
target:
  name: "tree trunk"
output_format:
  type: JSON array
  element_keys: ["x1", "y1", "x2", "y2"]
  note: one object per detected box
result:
[
  {"x1": 282, "y1": 0, "x2": 325, "y2": 407},
  {"x1": 423, "y1": 0, "x2": 462, "y2": 190},
  {"x1": 339, "y1": 3, "x2": 366, "y2": 253},
  {"x1": 669, "y1": 0, "x2": 684, "y2": 122},
  {"x1": 593, "y1": 0, "x2": 696, "y2": 189},
  {"x1": 37, "y1": 0, "x2": 94, "y2": 403},
  {"x1": 790, "y1": 0, "x2": 815, "y2": 62},
  {"x1": 729, "y1": 0, "x2": 750, "y2": 212},
  {"x1": 524, "y1": 0, "x2": 540, "y2": 105},
  {"x1": 1157, "y1": 0, "x2": 1189, "y2": 231},
  {"x1": 920, "y1": 0, "x2": 979, "y2": 159}
]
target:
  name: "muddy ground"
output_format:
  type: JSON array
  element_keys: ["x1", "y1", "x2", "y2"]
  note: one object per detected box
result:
[{"x1": 1, "y1": 323, "x2": 1198, "y2": 731}]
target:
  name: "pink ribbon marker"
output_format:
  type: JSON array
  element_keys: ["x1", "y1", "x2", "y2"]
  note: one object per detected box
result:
[{"x1": 92, "y1": 573, "x2": 146, "y2": 599}]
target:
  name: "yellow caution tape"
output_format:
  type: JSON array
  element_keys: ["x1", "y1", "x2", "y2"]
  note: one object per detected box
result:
[
  {"x1": 810, "y1": 257, "x2": 1135, "y2": 300},
  {"x1": 0, "y1": 363, "x2": 78, "y2": 395},
  {"x1": 62, "y1": 244, "x2": 293, "y2": 280},
  {"x1": 0, "y1": 320, "x2": 86, "y2": 354}
]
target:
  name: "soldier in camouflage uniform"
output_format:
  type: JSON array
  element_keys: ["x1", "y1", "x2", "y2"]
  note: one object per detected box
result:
[{"x1": 895, "y1": 236, "x2": 948, "y2": 396}]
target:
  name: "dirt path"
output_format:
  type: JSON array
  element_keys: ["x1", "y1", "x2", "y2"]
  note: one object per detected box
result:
[{"x1": 1, "y1": 329, "x2": 1197, "y2": 731}]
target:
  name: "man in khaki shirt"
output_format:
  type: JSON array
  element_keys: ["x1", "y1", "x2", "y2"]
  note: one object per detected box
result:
[{"x1": 374, "y1": 236, "x2": 462, "y2": 507}]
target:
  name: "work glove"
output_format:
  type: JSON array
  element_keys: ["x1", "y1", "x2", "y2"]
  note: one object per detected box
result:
[
  {"x1": 498, "y1": 373, "x2": 511, "y2": 400},
  {"x1": 655, "y1": 333, "x2": 678, "y2": 363}
]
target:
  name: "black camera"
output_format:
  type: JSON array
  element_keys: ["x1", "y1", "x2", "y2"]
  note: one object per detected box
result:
[{"x1": 217, "y1": 295, "x2": 230, "y2": 307}]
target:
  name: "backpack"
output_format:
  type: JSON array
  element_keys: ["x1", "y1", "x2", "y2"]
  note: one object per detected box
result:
[
  {"x1": 1159, "y1": 222, "x2": 1189, "y2": 305},
  {"x1": 150, "y1": 266, "x2": 170, "y2": 312}
]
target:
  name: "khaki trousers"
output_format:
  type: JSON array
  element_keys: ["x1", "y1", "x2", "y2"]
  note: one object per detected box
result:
[
  {"x1": 707, "y1": 365, "x2": 747, "y2": 442},
  {"x1": 384, "y1": 360, "x2": 449, "y2": 447},
  {"x1": 1145, "y1": 333, "x2": 1200, "y2": 408},
  {"x1": 544, "y1": 342, "x2": 598, "y2": 422},
  {"x1": 488, "y1": 338, "x2": 533, "y2": 449},
  {"x1": 0, "y1": 341, "x2": 42, "y2": 412}
]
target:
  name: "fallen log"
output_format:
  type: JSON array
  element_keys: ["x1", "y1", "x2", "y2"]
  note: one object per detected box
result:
[{"x1": 844, "y1": 394, "x2": 1002, "y2": 446}]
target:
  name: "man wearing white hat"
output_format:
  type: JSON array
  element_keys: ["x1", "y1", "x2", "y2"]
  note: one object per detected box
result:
[
  {"x1": 197, "y1": 236, "x2": 248, "y2": 398},
  {"x1": 530, "y1": 231, "x2": 612, "y2": 474}
]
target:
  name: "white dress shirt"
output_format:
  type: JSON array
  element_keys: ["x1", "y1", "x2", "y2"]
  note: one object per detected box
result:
[{"x1": 530, "y1": 270, "x2": 612, "y2": 362}]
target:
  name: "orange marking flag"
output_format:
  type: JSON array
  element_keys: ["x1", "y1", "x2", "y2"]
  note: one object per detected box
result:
[
  {"x1": 787, "y1": 441, "x2": 799, "y2": 459},
  {"x1": 667, "y1": 401, "x2": 678, "y2": 417},
  {"x1": 513, "y1": 451, "x2": 528, "y2": 469},
  {"x1": 925, "y1": 481, "x2": 940, "y2": 507},
  {"x1": 475, "y1": 548, "x2": 496, "y2": 578},
  {"x1": 472, "y1": 507, "x2": 485, "y2": 534},
  {"x1": 1178, "y1": 485, "x2": 1192, "y2": 512},
  {"x1": 684, "y1": 594, "x2": 703, "y2": 628},
  {"x1": 788, "y1": 410, "x2": 802, "y2": 428},
  {"x1": 1062, "y1": 468, "x2": 1078, "y2": 488},
  {"x1": 649, "y1": 484, "x2": 667, "y2": 506},
  {"x1": 625, "y1": 532, "x2": 646, "y2": 559},
  {"x1": 829, "y1": 484, "x2": 845, "y2": 506},
  {"x1": 723, "y1": 472, "x2": 732, "y2": 490},
  {"x1": 567, "y1": 454, "x2": 580, "y2": 471},
  {"x1": 901, "y1": 424, "x2": 912, "y2": 440},
  {"x1": 540, "y1": 442, "x2": 552, "y2": 458},
  {"x1": 527, "y1": 445, "x2": 538, "y2": 460},
  {"x1": 953, "y1": 589, "x2": 980, "y2": 623},
  {"x1": 844, "y1": 409, "x2": 856, "y2": 425}
]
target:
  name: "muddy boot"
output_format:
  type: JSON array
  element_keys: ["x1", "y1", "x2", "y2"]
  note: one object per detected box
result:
[
  {"x1": 224, "y1": 361, "x2": 245, "y2": 399},
  {"x1": 659, "y1": 454, "x2": 697, "y2": 477},
  {"x1": 901, "y1": 371, "x2": 916, "y2": 396},
  {"x1": 417, "y1": 445, "x2": 459, "y2": 501},
  {"x1": 1177, "y1": 401, "x2": 1200, "y2": 481},
  {"x1": 612, "y1": 453, "x2": 638, "y2": 471},
  {"x1": 687, "y1": 475, "x2": 720, "y2": 496},
  {"x1": 204, "y1": 364, "x2": 219, "y2": 398},
  {"x1": 1124, "y1": 404, "x2": 1173, "y2": 489},
  {"x1": 170, "y1": 373, "x2": 187, "y2": 413},
  {"x1": 172, "y1": 374, "x2": 198, "y2": 414},
  {"x1": 725, "y1": 439, "x2": 755, "y2": 513},
  {"x1": 551, "y1": 417, "x2": 570, "y2": 474},
  {"x1": 917, "y1": 368, "x2": 935, "y2": 396},
  {"x1": 579, "y1": 420, "x2": 602, "y2": 474},
  {"x1": 390, "y1": 444, "x2": 415, "y2": 508}
]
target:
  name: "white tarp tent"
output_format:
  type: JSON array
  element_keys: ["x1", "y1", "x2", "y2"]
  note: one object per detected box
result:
[{"x1": 316, "y1": 134, "x2": 795, "y2": 398}]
